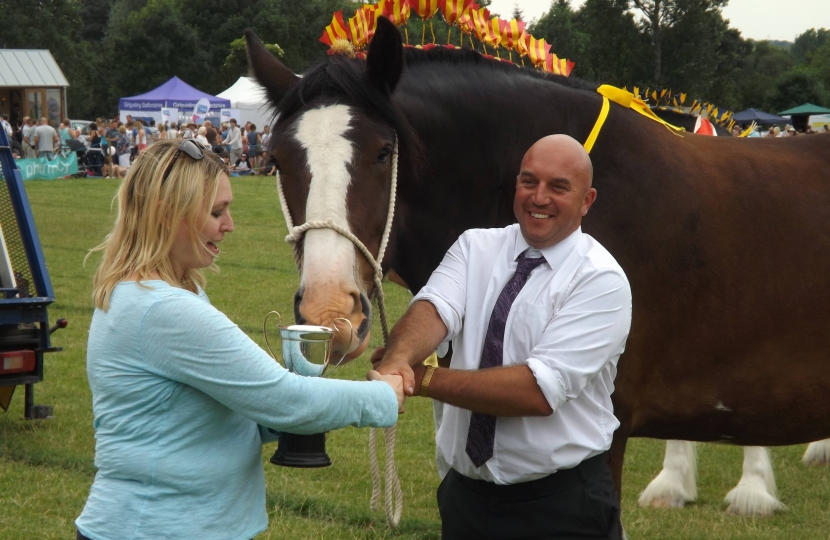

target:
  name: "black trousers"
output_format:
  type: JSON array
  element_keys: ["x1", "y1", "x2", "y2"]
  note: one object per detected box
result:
[{"x1": 437, "y1": 453, "x2": 621, "y2": 540}]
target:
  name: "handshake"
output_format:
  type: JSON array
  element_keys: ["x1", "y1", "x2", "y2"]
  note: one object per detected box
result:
[{"x1": 365, "y1": 347, "x2": 428, "y2": 415}]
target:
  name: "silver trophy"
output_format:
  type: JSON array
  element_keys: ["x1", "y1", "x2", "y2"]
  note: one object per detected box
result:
[{"x1": 264, "y1": 312, "x2": 352, "y2": 468}]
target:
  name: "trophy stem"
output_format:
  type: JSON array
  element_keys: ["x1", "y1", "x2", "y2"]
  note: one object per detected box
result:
[{"x1": 270, "y1": 432, "x2": 332, "y2": 468}]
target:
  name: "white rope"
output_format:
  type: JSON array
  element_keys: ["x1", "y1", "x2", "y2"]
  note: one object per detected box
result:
[{"x1": 276, "y1": 140, "x2": 403, "y2": 527}]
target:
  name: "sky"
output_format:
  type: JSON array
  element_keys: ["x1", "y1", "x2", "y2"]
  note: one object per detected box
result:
[{"x1": 486, "y1": 0, "x2": 830, "y2": 42}]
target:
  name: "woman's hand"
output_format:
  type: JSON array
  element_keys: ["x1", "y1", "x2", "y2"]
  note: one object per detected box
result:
[{"x1": 367, "y1": 370, "x2": 406, "y2": 414}]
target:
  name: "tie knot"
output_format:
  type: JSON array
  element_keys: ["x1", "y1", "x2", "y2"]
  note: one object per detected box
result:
[{"x1": 516, "y1": 255, "x2": 545, "y2": 276}]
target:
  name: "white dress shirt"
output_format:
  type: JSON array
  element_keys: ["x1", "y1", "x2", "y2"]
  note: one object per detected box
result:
[{"x1": 413, "y1": 225, "x2": 631, "y2": 485}]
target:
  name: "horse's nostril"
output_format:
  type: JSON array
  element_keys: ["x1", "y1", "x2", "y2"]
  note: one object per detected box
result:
[{"x1": 293, "y1": 287, "x2": 306, "y2": 324}]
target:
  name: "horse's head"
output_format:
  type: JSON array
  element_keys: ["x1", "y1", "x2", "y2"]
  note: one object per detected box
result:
[{"x1": 246, "y1": 18, "x2": 409, "y2": 360}]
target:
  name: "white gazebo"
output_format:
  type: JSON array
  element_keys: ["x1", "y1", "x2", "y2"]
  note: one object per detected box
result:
[{"x1": 216, "y1": 77, "x2": 274, "y2": 130}]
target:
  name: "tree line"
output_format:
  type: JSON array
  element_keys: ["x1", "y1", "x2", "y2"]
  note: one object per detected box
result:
[{"x1": 1, "y1": 0, "x2": 827, "y2": 119}]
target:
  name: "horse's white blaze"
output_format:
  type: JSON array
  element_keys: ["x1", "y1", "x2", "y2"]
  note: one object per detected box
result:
[
  {"x1": 294, "y1": 105, "x2": 356, "y2": 291},
  {"x1": 724, "y1": 446, "x2": 786, "y2": 516},
  {"x1": 638, "y1": 440, "x2": 698, "y2": 508}
]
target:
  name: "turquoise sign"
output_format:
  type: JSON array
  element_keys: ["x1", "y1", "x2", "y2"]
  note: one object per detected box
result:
[{"x1": 16, "y1": 155, "x2": 79, "y2": 180}]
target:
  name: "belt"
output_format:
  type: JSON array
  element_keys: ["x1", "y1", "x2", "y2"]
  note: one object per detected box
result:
[{"x1": 452, "y1": 452, "x2": 609, "y2": 498}]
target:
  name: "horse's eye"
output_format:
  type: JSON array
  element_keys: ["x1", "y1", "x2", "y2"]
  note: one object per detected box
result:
[{"x1": 377, "y1": 147, "x2": 391, "y2": 164}]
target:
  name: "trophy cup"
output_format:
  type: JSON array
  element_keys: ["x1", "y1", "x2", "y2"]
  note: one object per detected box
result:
[{"x1": 264, "y1": 312, "x2": 352, "y2": 468}]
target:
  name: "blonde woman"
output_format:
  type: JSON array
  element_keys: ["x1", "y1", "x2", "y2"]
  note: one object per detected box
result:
[
  {"x1": 75, "y1": 139, "x2": 403, "y2": 540},
  {"x1": 156, "y1": 123, "x2": 168, "y2": 140},
  {"x1": 136, "y1": 120, "x2": 148, "y2": 153}
]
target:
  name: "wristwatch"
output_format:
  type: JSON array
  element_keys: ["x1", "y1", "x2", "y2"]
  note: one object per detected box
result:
[{"x1": 420, "y1": 366, "x2": 437, "y2": 398}]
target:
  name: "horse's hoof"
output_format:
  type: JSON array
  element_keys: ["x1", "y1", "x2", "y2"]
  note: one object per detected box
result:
[
  {"x1": 644, "y1": 496, "x2": 686, "y2": 509},
  {"x1": 802, "y1": 440, "x2": 830, "y2": 466},
  {"x1": 724, "y1": 482, "x2": 787, "y2": 516}
]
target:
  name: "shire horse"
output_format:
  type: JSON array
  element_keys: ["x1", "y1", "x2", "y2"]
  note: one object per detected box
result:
[{"x1": 245, "y1": 17, "x2": 830, "y2": 520}]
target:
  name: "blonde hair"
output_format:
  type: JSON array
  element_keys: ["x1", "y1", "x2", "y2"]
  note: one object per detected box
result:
[{"x1": 88, "y1": 139, "x2": 228, "y2": 310}]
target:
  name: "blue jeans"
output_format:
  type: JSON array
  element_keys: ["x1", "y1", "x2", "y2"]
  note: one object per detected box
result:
[{"x1": 38, "y1": 151, "x2": 55, "y2": 161}]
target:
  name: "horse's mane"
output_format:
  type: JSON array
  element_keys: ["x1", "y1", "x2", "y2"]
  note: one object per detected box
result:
[
  {"x1": 402, "y1": 46, "x2": 599, "y2": 93},
  {"x1": 275, "y1": 46, "x2": 598, "y2": 129}
]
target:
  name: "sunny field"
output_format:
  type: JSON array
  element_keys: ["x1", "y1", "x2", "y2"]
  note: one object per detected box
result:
[{"x1": 0, "y1": 177, "x2": 828, "y2": 539}]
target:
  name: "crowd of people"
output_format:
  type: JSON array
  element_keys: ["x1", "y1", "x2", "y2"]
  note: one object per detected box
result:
[
  {"x1": 732, "y1": 122, "x2": 830, "y2": 137},
  {"x1": 4, "y1": 113, "x2": 277, "y2": 179}
]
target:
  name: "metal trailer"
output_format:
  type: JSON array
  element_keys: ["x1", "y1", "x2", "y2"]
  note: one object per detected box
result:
[{"x1": 0, "y1": 128, "x2": 65, "y2": 419}]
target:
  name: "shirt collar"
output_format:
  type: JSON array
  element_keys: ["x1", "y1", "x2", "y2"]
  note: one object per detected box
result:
[{"x1": 512, "y1": 227, "x2": 583, "y2": 271}]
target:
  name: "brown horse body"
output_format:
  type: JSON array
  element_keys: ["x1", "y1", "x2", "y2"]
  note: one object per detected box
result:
[{"x1": 246, "y1": 18, "x2": 830, "y2": 499}]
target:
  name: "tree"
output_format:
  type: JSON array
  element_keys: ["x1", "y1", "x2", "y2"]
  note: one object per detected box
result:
[
  {"x1": 629, "y1": 0, "x2": 727, "y2": 85},
  {"x1": 770, "y1": 68, "x2": 828, "y2": 112},
  {"x1": 574, "y1": 0, "x2": 648, "y2": 85},
  {"x1": 791, "y1": 28, "x2": 830, "y2": 65},
  {"x1": 531, "y1": 0, "x2": 587, "y2": 67}
]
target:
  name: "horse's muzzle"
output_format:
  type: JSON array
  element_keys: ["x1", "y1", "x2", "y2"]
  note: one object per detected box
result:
[{"x1": 293, "y1": 285, "x2": 373, "y2": 359}]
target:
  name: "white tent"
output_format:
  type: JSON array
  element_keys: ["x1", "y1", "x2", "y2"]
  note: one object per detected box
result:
[{"x1": 216, "y1": 77, "x2": 274, "y2": 131}]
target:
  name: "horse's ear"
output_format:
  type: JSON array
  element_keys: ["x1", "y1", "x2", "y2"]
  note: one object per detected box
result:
[
  {"x1": 245, "y1": 30, "x2": 300, "y2": 106},
  {"x1": 366, "y1": 17, "x2": 403, "y2": 94}
]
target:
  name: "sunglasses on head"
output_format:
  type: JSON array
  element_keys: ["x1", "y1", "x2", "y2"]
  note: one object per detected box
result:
[{"x1": 161, "y1": 139, "x2": 206, "y2": 184}]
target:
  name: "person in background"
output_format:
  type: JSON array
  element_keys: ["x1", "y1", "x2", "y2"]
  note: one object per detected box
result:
[
  {"x1": 246, "y1": 123, "x2": 261, "y2": 168},
  {"x1": 222, "y1": 119, "x2": 242, "y2": 163},
  {"x1": 136, "y1": 120, "x2": 148, "y2": 153},
  {"x1": 21, "y1": 117, "x2": 34, "y2": 158},
  {"x1": 33, "y1": 117, "x2": 60, "y2": 160},
  {"x1": 260, "y1": 124, "x2": 271, "y2": 149},
  {"x1": 116, "y1": 125, "x2": 131, "y2": 171},
  {"x1": 156, "y1": 123, "x2": 168, "y2": 141},
  {"x1": 105, "y1": 120, "x2": 120, "y2": 157},
  {"x1": 86, "y1": 123, "x2": 104, "y2": 176},
  {"x1": 196, "y1": 126, "x2": 210, "y2": 147},
  {"x1": 260, "y1": 151, "x2": 277, "y2": 176},
  {"x1": 75, "y1": 139, "x2": 403, "y2": 540},
  {"x1": 205, "y1": 122, "x2": 219, "y2": 153},
  {"x1": 59, "y1": 119, "x2": 73, "y2": 151},
  {"x1": 232, "y1": 152, "x2": 254, "y2": 176}
]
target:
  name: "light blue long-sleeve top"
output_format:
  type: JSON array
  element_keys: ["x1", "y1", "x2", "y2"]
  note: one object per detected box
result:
[{"x1": 76, "y1": 281, "x2": 397, "y2": 540}]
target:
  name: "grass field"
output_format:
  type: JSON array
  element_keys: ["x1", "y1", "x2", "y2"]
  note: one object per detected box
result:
[{"x1": 1, "y1": 177, "x2": 828, "y2": 539}]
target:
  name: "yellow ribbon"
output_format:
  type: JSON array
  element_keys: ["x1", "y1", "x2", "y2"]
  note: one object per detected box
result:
[
  {"x1": 584, "y1": 84, "x2": 686, "y2": 153},
  {"x1": 583, "y1": 96, "x2": 609, "y2": 154}
]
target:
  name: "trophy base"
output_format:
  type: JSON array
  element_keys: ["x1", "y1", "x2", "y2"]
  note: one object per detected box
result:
[{"x1": 270, "y1": 432, "x2": 332, "y2": 468}]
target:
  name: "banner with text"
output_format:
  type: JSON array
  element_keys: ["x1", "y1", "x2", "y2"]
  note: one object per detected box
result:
[{"x1": 16, "y1": 155, "x2": 79, "y2": 180}]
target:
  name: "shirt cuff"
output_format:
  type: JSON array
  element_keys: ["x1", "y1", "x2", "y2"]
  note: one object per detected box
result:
[
  {"x1": 526, "y1": 358, "x2": 567, "y2": 411},
  {"x1": 411, "y1": 290, "x2": 458, "y2": 342}
]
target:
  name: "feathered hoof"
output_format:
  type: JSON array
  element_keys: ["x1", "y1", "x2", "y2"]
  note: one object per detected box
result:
[
  {"x1": 724, "y1": 480, "x2": 787, "y2": 516},
  {"x1": 802, "y1": 440, "x2": 830, "y2": 466},
  {"x1": 643, "y1": 496, "x2": 687, "y2": 509}
]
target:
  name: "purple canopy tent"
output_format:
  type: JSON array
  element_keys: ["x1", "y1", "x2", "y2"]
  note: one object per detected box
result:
[{"x1": 118, "y1": 76, "x2": 230, "y2": 123}]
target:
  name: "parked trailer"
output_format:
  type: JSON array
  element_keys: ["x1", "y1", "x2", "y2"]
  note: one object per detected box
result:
[{"x1": 0, "y1": 129, "x2": 65, "y2": 419}]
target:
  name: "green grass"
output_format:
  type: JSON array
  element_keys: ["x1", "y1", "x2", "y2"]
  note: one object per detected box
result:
[{"x1": 1, "y1": 177, "x2": 829, "y2": 539}]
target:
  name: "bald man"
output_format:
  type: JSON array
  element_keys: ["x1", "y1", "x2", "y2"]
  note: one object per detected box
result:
[{"x1": 375, "y1": 135, "x2": 631, "y2": 539}]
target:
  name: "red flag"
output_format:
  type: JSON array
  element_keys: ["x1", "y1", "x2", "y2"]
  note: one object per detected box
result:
[
  {"x1": 501, "y1": 18, "x2": 525, "y2": 50},
  {"x1": 409, "y1": 0, "x2": 440, "y2": 19},
  {"x1": 319, "y1": 11, "x2": 350, "y2": 47}
]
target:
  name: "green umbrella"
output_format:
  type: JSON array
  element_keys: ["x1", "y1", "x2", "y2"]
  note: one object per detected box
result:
[{"x1": 778, "y1": 103, "x2": 830, "y2": 115}]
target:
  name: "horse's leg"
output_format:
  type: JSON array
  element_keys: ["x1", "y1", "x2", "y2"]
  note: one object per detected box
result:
[
  {"x1": 724, "y1": 446, "x2": 786, "y2": 516},
  {"x1": 638, "y1": 440, "x2": 698, "y2": 508},
  {"x1": 802, "y1": 438, "x2": 830, "y2": 466}
]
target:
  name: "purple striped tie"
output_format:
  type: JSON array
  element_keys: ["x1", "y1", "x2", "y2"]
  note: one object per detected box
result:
[{"x1": 466, "y1": 254, "x2": 546, "y2": 468}]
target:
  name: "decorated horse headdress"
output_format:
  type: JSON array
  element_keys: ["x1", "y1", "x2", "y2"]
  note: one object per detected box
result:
[{"x1": 319, "y1": 0, "x2": 574, "y2": 76}]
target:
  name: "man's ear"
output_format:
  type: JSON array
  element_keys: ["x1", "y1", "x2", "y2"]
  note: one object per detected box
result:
[
  {"x1": 366, "y1": 16, "x2": 404, "y2": 94},
  {"x1": 582, "y1": 188, "x2": 597, "y2": 216}
]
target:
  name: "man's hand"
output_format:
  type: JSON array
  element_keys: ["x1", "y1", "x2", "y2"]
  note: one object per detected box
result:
[
  {"x1": 372, "y1": 347, "x2": 426, "y2": 397},
  {"x1": 367, "y1": 370, "x2": 406, "y2": 413}
]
